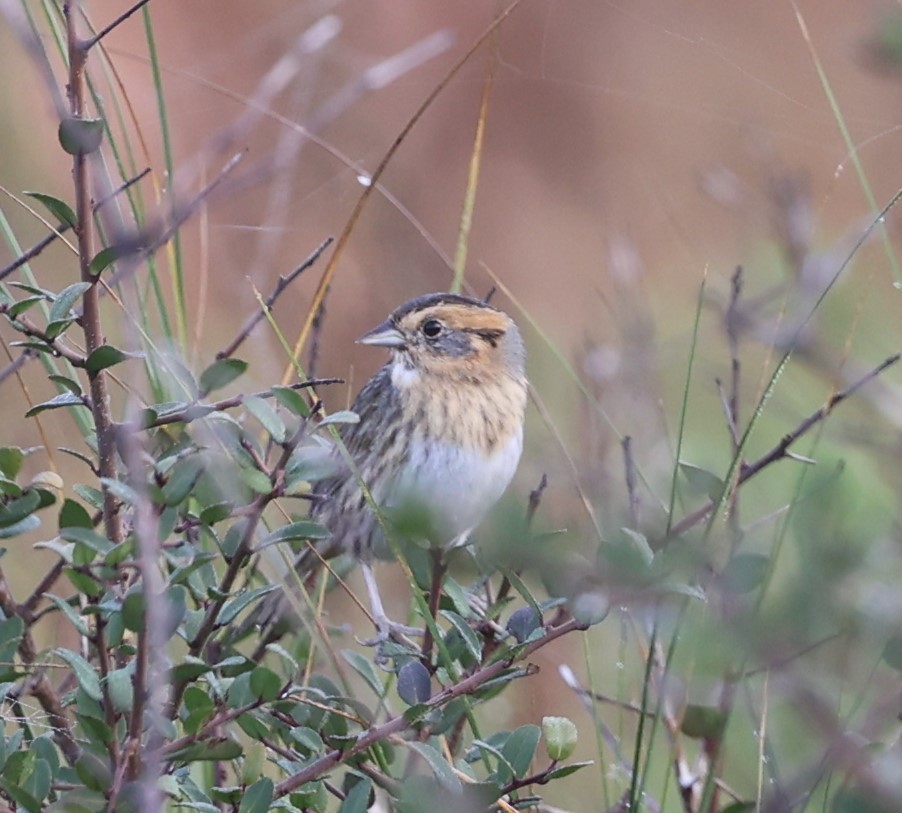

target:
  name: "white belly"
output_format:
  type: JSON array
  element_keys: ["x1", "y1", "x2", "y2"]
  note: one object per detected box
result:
[{"x1": 385, "y1": 430, "x2": 523, "y2": 548}]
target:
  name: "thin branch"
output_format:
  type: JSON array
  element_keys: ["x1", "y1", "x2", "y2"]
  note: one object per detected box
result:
[
  {"x1": 82, "y1": 0, "x2": 152, "y2": 50},
  {"x1": 20, "y1": 560, "x2": 65, "y2": 618},
  {"x1": 0, "y1": 168, "x2": 150, "y2": 282},
  {"x1": 283, "y1": 0, "x2": 525, "y2": 385},
  {"x1": 275, "y1": 615, "x2": 586, "y2": 797},
  {"x1": 216, "y1": 237, "x2": 333, "y2": 361},
  {"x1": 64, "y1": 0, "x2": 124, "y2": 546},
  {"x1": 0, "y1": 311, "x2": 88, "y2": 366},
  {"x1": 0, "y1": 568, "x2": 79, "y2": 764},
  {"x1": 102, "y1": 152, "x2": 246, "y2": 292},
  {"x1": 0, "y1": 349, "x2": 37, "y2": 386},
  {"x1": 663, "y1": 352, "x2": 901, "y2": 543},
  {"x1": 137, "y1": 377, "x2": 342, "y2": 429}
]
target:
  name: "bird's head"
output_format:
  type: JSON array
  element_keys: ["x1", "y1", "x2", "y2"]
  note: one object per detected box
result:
[{"x1": 357, "y1": 293, "x2": 525, "y2": 386}]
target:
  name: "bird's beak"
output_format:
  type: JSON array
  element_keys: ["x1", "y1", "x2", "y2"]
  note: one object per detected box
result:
[{"x1": 356, "y1": 320, "x2": 406, "y2": 348}]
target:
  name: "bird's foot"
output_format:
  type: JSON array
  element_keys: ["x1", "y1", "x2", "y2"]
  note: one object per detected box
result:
[{"x1": 357, "y1": 615, "x2": 423, "y2": 648}]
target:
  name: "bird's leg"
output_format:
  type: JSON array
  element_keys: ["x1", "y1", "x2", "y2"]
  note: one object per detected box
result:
[{"x1": 358, "y1": 562, "x2": 423, "y2": 647}]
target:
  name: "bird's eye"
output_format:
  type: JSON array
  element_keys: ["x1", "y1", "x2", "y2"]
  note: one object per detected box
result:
[{"x1": 421, "y1": 319, "x2": 443, "y2": 338}]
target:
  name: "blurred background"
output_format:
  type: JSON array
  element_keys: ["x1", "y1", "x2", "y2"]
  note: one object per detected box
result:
[{"x1": 3, "y1": 1, "x2": 902, "y2": 809}]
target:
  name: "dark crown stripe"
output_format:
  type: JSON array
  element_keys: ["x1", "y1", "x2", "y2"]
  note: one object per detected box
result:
[{"x1": 391, "y1": 292, "x2": 497, "y2": 321}]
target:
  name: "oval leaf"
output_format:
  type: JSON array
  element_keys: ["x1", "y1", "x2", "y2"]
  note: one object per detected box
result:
[
  {"x1": 25, "y1": 392, "x2": 86, "y2": 418},
  {"x1": 89, "y1": 245, "x2": 125, "y2": 277},
  {"x1": 48, "y1": 282, "x2": 92, "y2": 326},
  {"x1": 24, "y1": 192, "x2": 77, "y2": 228},
  {"x1": 85, "y1": 345, "x2": 130, "y2": 373},
  {"x1": 405, "y1": 742, "x2": 462, "y2": 794},
  {"x1": 199, "y1": 359, "x2": 247, "y2": 396},
  {"x1": 54, "y1": 648, "x2": 102, "y2": 701},
  {"x1": 58, "y1": 117, "x2": 104, "y2": 155},
  {"x1": 397, "y1": 660, "x2": 431, "y2": 705}
]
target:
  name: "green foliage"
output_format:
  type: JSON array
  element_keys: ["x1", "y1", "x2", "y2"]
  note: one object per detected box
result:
[{"x1": 2, "y1": 4, "x2": 902, "y2": 813}]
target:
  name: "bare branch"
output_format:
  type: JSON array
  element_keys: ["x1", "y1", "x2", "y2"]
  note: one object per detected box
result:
[
  {"x1": 664, "y1": 352, "x2": 901, "y2": 543},
  {"x1": 216, "y1": 237, "x2": 333, "y2": 361}
]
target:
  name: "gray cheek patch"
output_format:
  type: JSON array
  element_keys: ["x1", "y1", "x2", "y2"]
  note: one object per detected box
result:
[{"x1": 430, "y1": 331, "x2": 474, "y2": 357}]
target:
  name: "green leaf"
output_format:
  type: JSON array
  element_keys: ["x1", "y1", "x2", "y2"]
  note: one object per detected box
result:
[
  {"x1": 502, "y1": 724, "x2": 540, "y2": 779},
  {"x1": 679, "y1": 461, "x2": 724, "y2": 500},
  {"x1": 680, "y1": 704, "x2": 727, "y2": 739},
  {"x1": 239, "y1": 741, "x2": 265, "y2": 786},
  {"x1": 161, "y1": 457, "x2": 205, "y2": 506},
  {"x1": 569, "y1": 591, "x2": 610, "y2": 626},
  {"x1": 48, "y1": 282, "x2": 91, "y2": 326},
  {"x1": 168, "y1": 737, "x2": 242, "y2": 763},
  {"x1": 722, "y1": 553, "x2": 769, "y2": 594},
  {"x1": 46, "y1": 788, "x2": 108, "y2": 812},
  {"x1": 199, "y1": 359, "x2": 247, "y2": 396},
  {"x1": 0, "y1": 448, "x2": 24, "y2": 479},
  {"x1": 0, "y1": 616, "x2": 24, "y2": 663},
  {"x1": 318, "y1": 410, "x2": 359, "y2": 428},
  {"x1": 338, "y1": 778, "x2": 372, "y2": 813},
  {"x1": 0, "y1": 478, "x2": 21, "y2": 498},
  {"x1": 249, "y1": 666, "x2": 282, "y2": 702},
  {"x1": 45, "y1": 594, "x2": 89, "y2": 636},
  {"x1": 64, "y1": 568, "x2": 102, "y2": 597},
  {"x1": 238, "y1": 778, "x2": 273, "y2": 813},
  {"x1": 542, "y1": 716, "x2": 578, "y2": 760},
  {"x1": 340, "y1": 649, "x2": 384, "y2": 696},
  {"x1": 406, "y1": 742, "x2": 462, "y2": 793},
  {"x1": 88, "y1": 245, "x2": 124, "y2": 276},
  {"x1": 397, "y1": 660, "x2": 431, "y2": 705},
  {"x1": 59, "y1": 527, "x2": 112, "y2": 555},
  {"x1": 832, "y1": 789, "x2": 897, "y2": 813},
  {"x1": 53, "y1": 649, "x2": 101, "y2": 700},
  {"x1": 506, "y1": 607, "x2": 541, "y2": 644},
  {"x1": 258, "y1": 520, "x2": 330, "y2": 550},
  {"x1": 8, "y1": 297, "x2": 45, "y2": 319},
  {"x1": 24, "y1": 192, "x2": 77, "y2": 228},
  {"x1": 271, "y1": 385, "x2": 310, "y2": 417},
  {"x1": 0, "y1": 515, "x2": 39, "y2": 539},
  {"x1": 216, "y1": 585, "x2": 278, "y2": 626},
  {"x1": 48, "y1": 375, "x2": 82, "y2": 396},
  {"x1": 0, "y1": 490, "x2": 40, "y2": 528},
  {"x1": 441, "y1": 610, "x2": 482, "y2": 662},
  {"x1": 58, "y1": 117, "x2": 104, "y2": 155},
  {"x1": 240, "y1": 466, "x2": 273, "y2": 495},
  {"x1": 59, "y1": 498, "x2": 92, "y2": 530},
  {"x1": 442, "y1": 577, "x2": 476, "y2": 619},
  {"x1": 244, "y1": 396, "x2": 286, "y2": 443},
  {"x1": 106, "y1": 667, "x2": 134, "y2": 714},
  {"x1": 25, "y1": 392, "x2": 86, "y2": 418},
  {"x1": 199, "y1": 502, "x2": 232, "y2": 525},
  {"x1": 289, "y1": 727, "x2": 325, "y2": 753},
  {"x1": 85, "y1": 345, "x2": 130, "y2": 373},
  {"x1": 542, "y1": 760, "x2": 594, "y2": 781},
  {"x1": 98, "y1": 477, "x2": 142, "y2": 507},
  {"x1": 183, "y1": 687, "x2": 215, "y2": 735}
]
